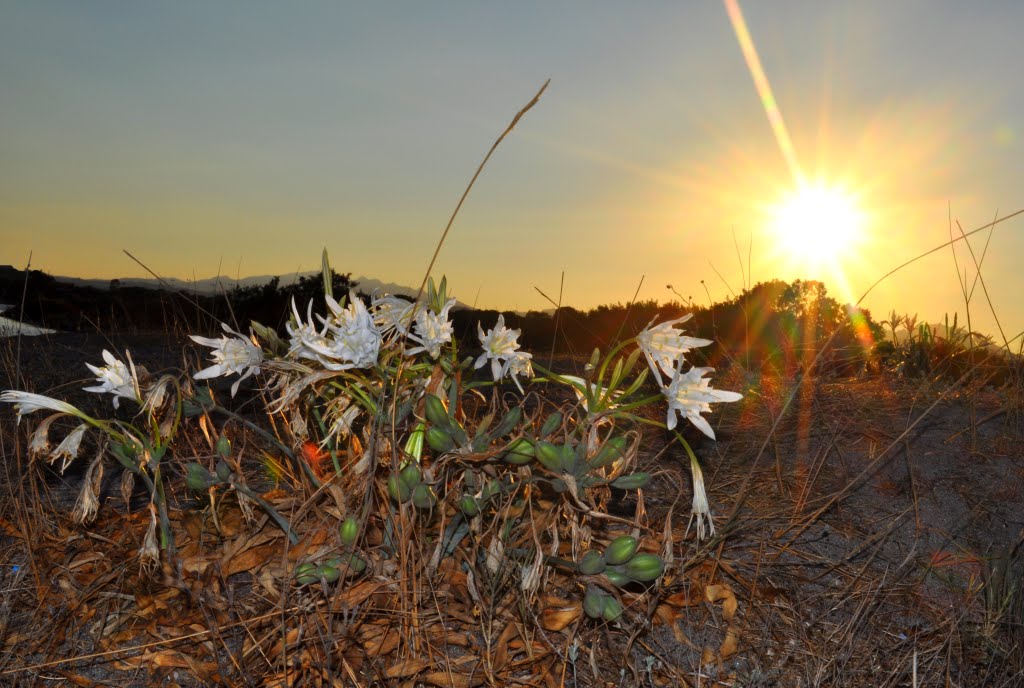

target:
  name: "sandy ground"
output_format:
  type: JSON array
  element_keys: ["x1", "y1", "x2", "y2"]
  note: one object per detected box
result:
[{"x1": 2, "y1": 333, "x2": 1022, "y2": 685}]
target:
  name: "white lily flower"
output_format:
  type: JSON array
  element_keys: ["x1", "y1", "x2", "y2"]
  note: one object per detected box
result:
[
  {"x1": 286, "y1": 298, "x2": 333, "y2": 362},
  {"x1": 371, "y1": 293, "x2": 416, "y2": 336},
  {"x1": 1, "y1": 391, "x2": 84, "y2": 423},
  {"x1": 500, "y1": 351, "x2": 534, "y2": 393},
  {"x1": 51, "y1": 422, "x2": 88, "y2": 472},
  {"x1": 687, "y1": 454, "x2": 715, "y2": 541},
  {"x1": 288, "y1": 293, "x2": 381, "y2": 371},
  {"x1": 662, "y1": 365, "x2": 742, "y2": 439},
  {"x1": 475, "y1": 315, "x2": 524, "y2": 382},
  {"x1": 406, "y1": 298, "x2": 456, "y2": 359},
  {"x1": 191, "y1": 323, "x2": 264, "y2": 397},
  {"x1": 320, "y1": 292, "x2": 382, "y2": 369},
  {"x1": 84, "y1": 350, "x2": 140, "y2": 409},
  {"x1": 637, "y1": 315, "x2": 713, "y2": 384}
]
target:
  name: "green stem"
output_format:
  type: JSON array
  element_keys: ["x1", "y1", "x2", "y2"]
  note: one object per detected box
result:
[
  {"x1": 233, "y1": 482, "x2": 300, "y2": 545},
  {"x1": 211, "y1": 405, "x2": 321, "y2": 489}
]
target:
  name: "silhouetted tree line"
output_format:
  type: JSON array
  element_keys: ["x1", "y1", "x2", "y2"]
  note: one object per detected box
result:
[{"x1": 2, "y1": 268, "x2": 884, "y2": 375}]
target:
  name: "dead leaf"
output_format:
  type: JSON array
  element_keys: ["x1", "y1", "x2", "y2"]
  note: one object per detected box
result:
[
  {"x1": 540, "y1": 600, "x2": 580, "y2": 632},
  {"x1": 385, "y1": 658, "x2": 430, "y2": 679}
]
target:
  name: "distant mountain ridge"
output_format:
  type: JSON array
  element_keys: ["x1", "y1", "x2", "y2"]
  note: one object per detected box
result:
[
  {"x1": 50, "y1": 272, "x2": 469, "y2": 309},
  {"x1": 56, "y1": 272, "x2": 404, "y2": 298}
]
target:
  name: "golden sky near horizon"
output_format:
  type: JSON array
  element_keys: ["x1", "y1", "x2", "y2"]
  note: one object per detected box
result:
[{"x1": 2, "y1": 2, "x2": 1023, "y2": 343}]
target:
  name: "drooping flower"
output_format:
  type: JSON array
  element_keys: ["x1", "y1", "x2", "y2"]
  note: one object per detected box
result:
[
  {"x1": 636, "y1": 315, "x2": 713, "y2": 384},
  {"x1": 84, "y1": 350, "x2": 140, "y2": 408},
  {"x1": 475, "y1": 315, "x2": 524, "y2": 382},
  {"x1": 501, "y1": 351, "x2": 534, "y2": 393},
  {"x1": 662, "y1": 365, "x2": 742, "y2": 439},
  {"x1": 1, "y1": 391, "x2": 84, "y2": 423},
  {"x1": 191, "y1": 324, "x2": 264, "y2": 396},
  {"x1": 406, "y1": 298, "x2": 456, "y2": 359},
  {"x1": 371, "y1": 294, "x2": 416, "y2": 337},
  {"x1": 556, "y1": 375, "x2": 622, "y2": 414}
]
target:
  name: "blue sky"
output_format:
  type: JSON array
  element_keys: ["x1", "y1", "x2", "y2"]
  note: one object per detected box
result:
[{"x1": 2, "y1": 2, "x2": 1023, "y2": 340}]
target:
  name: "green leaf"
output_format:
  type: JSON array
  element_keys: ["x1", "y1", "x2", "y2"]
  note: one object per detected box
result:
[{"x1": 321, "y1": 248, "x2": 333, "y2": 300}]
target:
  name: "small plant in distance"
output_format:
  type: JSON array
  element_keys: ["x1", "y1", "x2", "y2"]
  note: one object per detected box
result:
[{"x1": 2, "y1": 249, "x2": 742, "y2": 632}]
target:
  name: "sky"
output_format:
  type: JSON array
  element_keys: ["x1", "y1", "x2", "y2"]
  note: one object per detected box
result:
[{"x1": 2, "y1": 2, "x2": 1023, "y2": 343}]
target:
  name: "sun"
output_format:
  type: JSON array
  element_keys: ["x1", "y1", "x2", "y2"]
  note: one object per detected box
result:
[{"x1": 768, "y1": 182, "x2": 864, "y2": 266}]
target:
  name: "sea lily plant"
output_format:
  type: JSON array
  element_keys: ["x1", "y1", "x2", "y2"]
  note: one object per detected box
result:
[{"x1": 2, "y1": 251, "x2": 742, "y2": 622}]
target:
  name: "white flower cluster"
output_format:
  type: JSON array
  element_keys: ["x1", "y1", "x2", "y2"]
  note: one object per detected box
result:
[
  {"x1": 636, "y1": 315, "x2": 741, "y2": 440},
  {"x1": 475, "y1": 315, "x2": 534, "y2": 392},
  {"x1": 636, "y1": 314, "x2": 742, "y2": 541}
]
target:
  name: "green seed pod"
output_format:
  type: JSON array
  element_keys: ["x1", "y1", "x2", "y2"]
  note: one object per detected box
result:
[
  {"x1": 578, "y1": 550, "x2": 607, "y2": 575},
  {"x1": 215, "y1": 435, "x2": 231, "y2": 459},
  {"x1": 423, "y1": 394, "x2": 451, "y2": 429},
  {"x1": 293, "y1": 562, "x2": 319, "y2": 585},
  {"x1": 341, "y1": 553, "x2": 367, "y2": 575},
  {"x1": 536, "y1": 441, "x2": 565, "y2": 473},
  {"x1": 399, "y1": 463, "x2": 423, "y2": 489},
  {"x1": 624, "y1": 553, "x2": 665, "y2": 582},
  {"x1": 387, "y1": 475, "x2": 412, "y2": 503},
  {"x1": 215, "y1": 459, "x2": 232, "y2": 483},
  {"x1": 185, "y1": 463, "x2": 214, "y2": 492},
  {"x1": 339, "y1": 517, "x2": 359, "y2": 546},
  {"x1": 589, "y1": 435, "x2": 628, "y2": 469},
  {"x1": 315, "y1": 564, "x2": 341, "y2": 584},
  {"x1": 602, "y1": 596, "x2": 624, "y2": 621},
  {"x1": 449, "y1": 418, "x2": 468, "y2": 446},
  {"x1": 539, "y1": 412, "x2": 562, "y2": 438},
  {"x1": 611, "y1": 472, "x2": 651, "y2": 490},
  {"x1": 503, "y1": 438, "x2": 535, "y2": 464},
  {"x1": 604, "y1": 535, "x2": 640, "y2": 565},
  {"x1": 583, "y1": 587, "x2": 606, "y2": 619},
  {"x1": 604, "y1": 568, "x2": 630, "y2": 587},
  {"x1": 426, "y1": 426, "x2": 455, "y2": 453},
  {"x1": 412, "y1": 483, "x2": 437, "y2": 510},
  {"x1": 458, "y1": 495, "x2": 481, "y2": 517},
  {"x1": 488, "y1": 406, "x2": 522, "y2": 440}
]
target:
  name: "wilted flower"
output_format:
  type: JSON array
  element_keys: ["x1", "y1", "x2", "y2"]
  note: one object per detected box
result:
[
  {"x1": 371, "y1": 294, "x2": 416, "y2": 336},
  {"x1": 28, "y1": 412, "x2": 60, "y2": 457},
  {"x1": 72, "y1": 450, "x2": 104, "y2": 523},
  {"x1": 328, "y1": 403, "x2": 361, "y2": 441},
  {"x1": 637, "y1": 315, "x2": 713, "y2": 384},
  {"x1": 1, "y1": 391, "x2": 84, "y2": 422},
  {"x1": 84, "y1": 350, "x2": 140, "y2": 408},
  {"x1": 687, "y1": 454, "x2": 714, "y2": 540},
  {"x1": 475, "y1": 315, "x2": 524, "y2": 382},
  {"x1": 662, "y1": 365, "x2": 742, "y2": 439},
  {"x1": 407, "y1": 298, "x2": 456, "y2": 359},
  {"x1": 139, "y1": 504, "x2": 160, "y2": 569},
  {"x1": 191, "y1": 324, "x2": 264, "y2": 397},
  {"x1": 51, "y1": 422, "x2": 88, "y2": 472}
]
